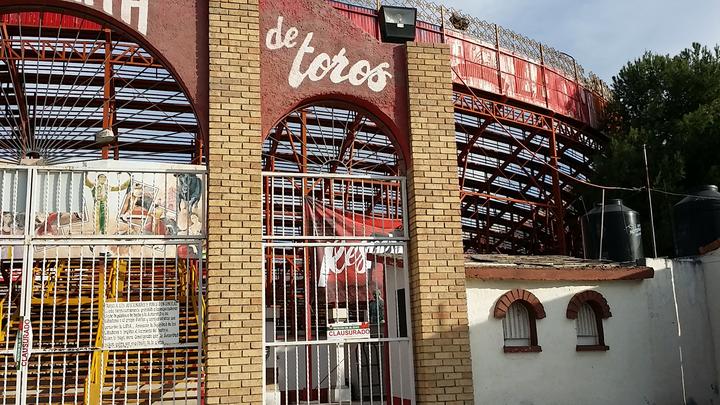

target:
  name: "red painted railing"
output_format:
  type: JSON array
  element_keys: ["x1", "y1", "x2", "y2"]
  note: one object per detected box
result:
[{"x1": 329, "y1": 0, "x2": 606, "y2": 128}]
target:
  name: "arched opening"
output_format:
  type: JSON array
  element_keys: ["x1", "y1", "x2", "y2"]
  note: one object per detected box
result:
[
  {"x1": 494, "y1": 288, "x2": 544, "y2": 353},
  {"x1": 263, "y1": 101, "x2": 404, "y2": 176},
  {"x1": 567, "y1": 290, "x2": 611, "y2": 351},
  {"x1": 0, "y1": 8, "x2": 207, "y2": 404},
  {"x1": 261, "y1": 101, "x2": 414, "y2": 403},
  {"x1": 503, "y1": 301, "x2": 533, "y2": 347},
  {"x1": 576, "y1": 302, "x2": 600, "y2": 346},
  {"x1": 0, "y1": 8, "x2": 203, "y2": 165}
]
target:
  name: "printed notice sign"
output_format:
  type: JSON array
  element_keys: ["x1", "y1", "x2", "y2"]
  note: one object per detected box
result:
[
  {"x1": 327, "y1": 322, "x2": 371, "y2": 341},
  {"x1": 103, "y1": 300, "x2": 180, "y2": 350}
]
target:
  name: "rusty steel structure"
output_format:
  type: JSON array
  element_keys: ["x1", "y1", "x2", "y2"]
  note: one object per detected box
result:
[
  {"x1": 0, "y1": 1, "x2": 609, "y2": 256},
  {"x1": 330, "y1": 0, "x2": 608, "y2": 256},
  {"x1": 453, "y1": 91, "x2": 601, "y2": 255}
]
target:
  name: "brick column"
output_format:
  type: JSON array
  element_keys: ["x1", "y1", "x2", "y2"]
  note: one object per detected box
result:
[
  {"x1": 405, "y1": 42, "x2": 475, "y2": 404},
  {"x1": 206, "y1": 0, "x2": 263, "y2": 403}
]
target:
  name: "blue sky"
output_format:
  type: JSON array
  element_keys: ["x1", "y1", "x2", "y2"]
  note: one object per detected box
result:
[{"x1": 445, "y1": 0, "x2": 720, "y2": 83}]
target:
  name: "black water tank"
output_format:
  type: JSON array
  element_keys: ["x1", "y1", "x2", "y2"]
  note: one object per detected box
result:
[
  {"x1": 673, "y1": 185, "x2": 720, "y2": 257},
  {"x1": 582, "y1": 199, "x2": 644, "y2": 262}
]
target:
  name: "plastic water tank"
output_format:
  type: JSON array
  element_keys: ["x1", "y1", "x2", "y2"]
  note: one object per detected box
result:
[
  {"x1": 673, "y1": 185, "x2": 720, "y2": 257},
  {"x1": 582, "y1": 199, "x2": 644, "y2": 262}
]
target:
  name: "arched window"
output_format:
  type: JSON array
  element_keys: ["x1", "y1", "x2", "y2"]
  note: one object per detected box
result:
[
  {"x1": 567, "y1": 291, "x2": 611, "y2": 351},
  {"x1": 494, "y1": 289, "x2": 545, "y2": 353},
  {"x1": 503, "y1": 301, "x2": 532, "y2": 347},
  {"x1": 576, "y1": 303, "x2": 600, "y2": 345}
]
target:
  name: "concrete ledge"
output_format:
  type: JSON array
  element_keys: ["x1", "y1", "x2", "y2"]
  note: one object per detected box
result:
[{"x1": 466, "y1": 265, "x2": 654, "y2": 281}]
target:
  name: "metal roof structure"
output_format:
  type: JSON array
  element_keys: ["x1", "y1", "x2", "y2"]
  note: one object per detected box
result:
[
  {"x1": 330, "y1": 0, "x2": 608, "y2": 256},
  {"x1": 0, "y1": 1, "x2": 611, "y2": 256},
  {"x1": 0, "y1": 11, "x2": 201, "y2": 166}
]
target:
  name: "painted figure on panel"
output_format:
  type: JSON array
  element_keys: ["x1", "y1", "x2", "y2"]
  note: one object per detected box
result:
[
  {"x1": 1, "y1": 212, "x2": 24, "y2": 235},
  {"x1": 84, "y1": 173, "x2": 130, "y2": 234},
  {"x1": 176, "y1": 173, "x2": 202, "y2": 210},
  {"x1": 118, "y1": 182, "x2": 157, "y2": 233},
  {"x1": 35, "y1": 212, "x2": 83, "y2": 236}
]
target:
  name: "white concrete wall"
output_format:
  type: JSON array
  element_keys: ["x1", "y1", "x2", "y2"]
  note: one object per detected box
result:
[
  {"x1": 656, "y1": 257, "x2": 720, "y2": 404},
  {"x1": 466, "y1": 259, "x2": 720, "y2": 405},
  {"x1": 701, "y1": 251, "x2": 720, "y2": 389}
]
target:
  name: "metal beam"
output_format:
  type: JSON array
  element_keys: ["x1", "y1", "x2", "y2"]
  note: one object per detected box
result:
[
  {"x1": 102, "y1": 29, "x2": 115, "y2": 160},
  {"x1": 0, "y1": 38, "x2": 162, "y2": 68},
  {"x1": 330, "y1": 113, "x2": 364, "y2": 174},
  {"x1": 0, "y1": 73, "x2": 185, "y2": 93},
  {"x1": 549, "y1": 125, "x2": 567, "y2": 254},
  {"x1": 0, "y1": 23, "x2": 30, "y2": 154}
]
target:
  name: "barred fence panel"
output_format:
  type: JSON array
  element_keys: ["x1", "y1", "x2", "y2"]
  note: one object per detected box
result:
[{"x1": 0, "y1": 164, "x2": 206, "y2": 405}]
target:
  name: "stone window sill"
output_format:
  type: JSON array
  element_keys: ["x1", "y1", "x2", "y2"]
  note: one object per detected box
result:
[
  {"x1": 503, "y1": 345, "x2": 542, "y2": 353},
  {"x1": 576, "y1": 345, "x2": 609, "y2": 352}
]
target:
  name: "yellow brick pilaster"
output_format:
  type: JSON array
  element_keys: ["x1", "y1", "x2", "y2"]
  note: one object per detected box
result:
[
  {"x1": 207, "y1": 0, "x2": 263, "y2": 403},
  {"x1": 406, "y1": 42, "x2": 475, "y2": 405}
]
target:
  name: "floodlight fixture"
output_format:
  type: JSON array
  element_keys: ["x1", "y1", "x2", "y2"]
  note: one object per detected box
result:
[{"x1": 379, "y1": 6, "x2": 417, "y2": 43}]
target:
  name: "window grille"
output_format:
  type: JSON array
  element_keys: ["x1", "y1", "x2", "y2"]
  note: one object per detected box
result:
[
  {"x1": 577, "y1": 303, "x2": 599, "y2": 346},
  {"x1": 502, "y1": 302, "x2": 531, "y2": 347}
]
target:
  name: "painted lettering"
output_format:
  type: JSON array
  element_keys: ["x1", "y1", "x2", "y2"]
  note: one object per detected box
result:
[
  {"x1": 121, "y1": 0, "x2": 149, "y2": 35},
  {"x1": 63, "y1": 0, "x2": 147, "y2": 35},
  {"x1": 266, "y1": 16, "x2": 392, "y2": 92},
  {"x1": 21, "y1": 319, "x2": 31, "y2": 367}
]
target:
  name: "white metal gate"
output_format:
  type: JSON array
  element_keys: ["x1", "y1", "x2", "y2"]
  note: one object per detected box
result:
[
  {"x1": 262, "y1": 172, "x2": 415, "y2": 404},
  {"x1": 0, "y1": 164, "x2": 206, "y2": 404}
]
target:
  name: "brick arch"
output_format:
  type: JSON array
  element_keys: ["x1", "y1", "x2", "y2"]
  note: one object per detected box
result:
[
  {"x1": 494, "y1": 289, "x2": 546, "y2": 319},
  {"x1": 566, "y1": 290, "x2": 612, "y2": 319}
]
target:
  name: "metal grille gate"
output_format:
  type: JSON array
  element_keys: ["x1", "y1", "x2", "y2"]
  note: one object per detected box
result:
[
  {"x1": 262, "y1": 172, "x2": 415, "y2": 404},
  {"x1": 0, "y1": 164, "x2": 206, "y2": 404}
]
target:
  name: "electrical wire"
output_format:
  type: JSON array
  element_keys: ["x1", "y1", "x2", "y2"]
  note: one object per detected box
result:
[{"x1": 650, "y1": 188, "x2": 720, "y2": 200}]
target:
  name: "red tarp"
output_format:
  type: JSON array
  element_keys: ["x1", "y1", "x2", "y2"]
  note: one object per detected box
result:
[{"x1": 305, "y1": 199, "x2": 402, "y2": 304}]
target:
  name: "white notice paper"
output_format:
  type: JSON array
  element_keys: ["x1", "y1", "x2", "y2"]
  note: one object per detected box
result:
[
  {"x1": 103, "y1": 300, "x2": 180, "y2": 350},
  {"x1": 327, "y1": 322, "x2": 371, "y2": 341}
]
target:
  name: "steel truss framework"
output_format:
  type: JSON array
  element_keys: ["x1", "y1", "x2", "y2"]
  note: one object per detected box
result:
[
  {"x1": 0, "y1": 10, "x2": 202, "y2": 166},
  {"x1": 454, "y1": 89, "x2": 606, "y2": 255}
]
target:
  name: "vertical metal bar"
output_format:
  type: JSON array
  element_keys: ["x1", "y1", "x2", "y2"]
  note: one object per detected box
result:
[
  {"x1": 299, "y1": 114, "x2": 311, "y2": 402},
  {"x1": 170, "y1": 248, "x2": 179, "y2": 402},
  {"x1": 148, "y1": 246, "x2": 155, "y2": 404},
  {"x1": 60, "y1": 250, "x2": 71, "y2": 405},
  {"x1": 101, "y1": 28, "x2": 114, "y2": 160},
  {"x1": 539, "y1": 44, "x2": 549, "y2": 109},
  {"x1": 494, "y1": 24, "x2": 503, "y2": 95},
  {"x1": 572, "y1": 58, "x2": 579, "y2": 84},
  {"x1": 548, "y1": 124, "x2": 566, "y2": 255},
  {"x1": 599, "y1": 189, "x2": 606, "y2": 261},
  {"x1": 159, "y1": 248, "x2": 167, "y2": 402},
  {"x1": 643, "y1": 144, "x2": 658, "y2": 258},
  {"x1": 440, "y1": 6, "x2": 446, "y2": 43},
  {"x1": 18, "y1": 168, "x2": 36, "y2": 405},
  {"x1": 262, "y1": 226, "x2": 268, "y2": 404},
  {"x1": 400, "y1": 225, "x2": 415, "y2": 401}
]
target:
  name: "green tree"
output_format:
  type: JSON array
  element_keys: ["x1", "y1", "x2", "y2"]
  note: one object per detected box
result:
[{"x1": 587, "y1": 43, "x2": 720, "y2": 256}]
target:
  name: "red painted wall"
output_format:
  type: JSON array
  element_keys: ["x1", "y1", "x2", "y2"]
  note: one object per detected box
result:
[{"x1": 260, "y1": 0, "x2": 410, "y2": 160}]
